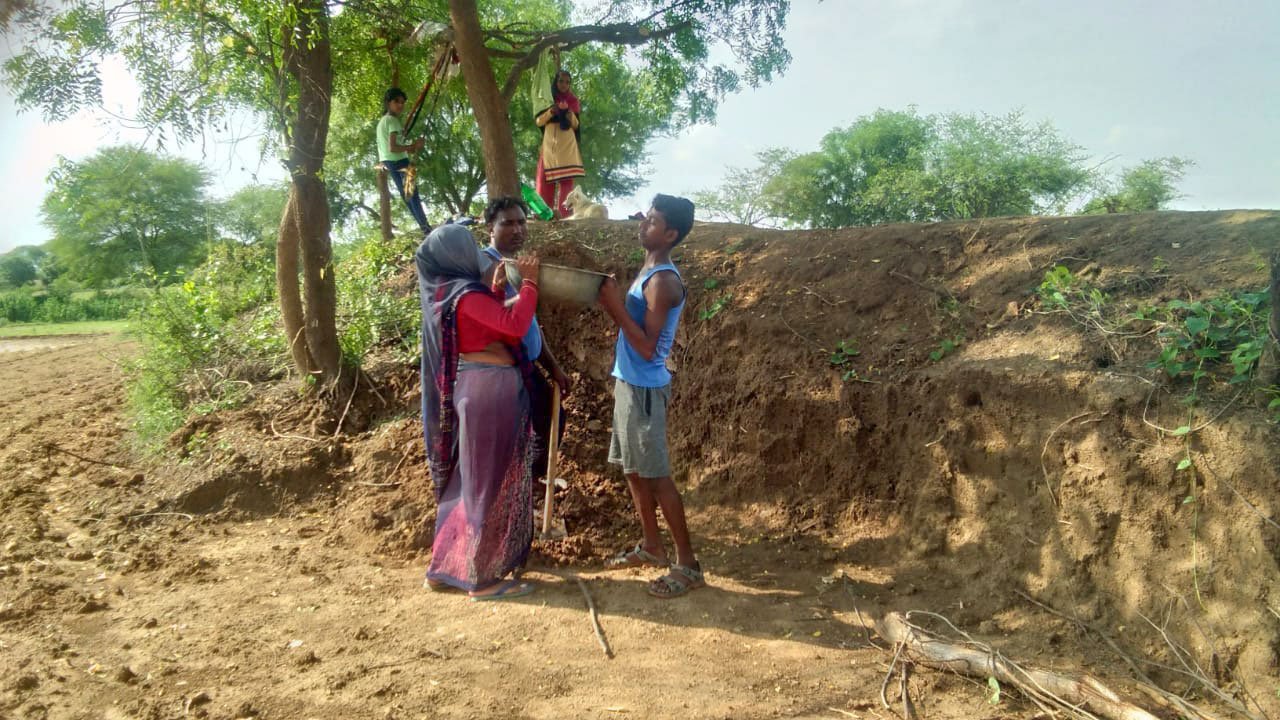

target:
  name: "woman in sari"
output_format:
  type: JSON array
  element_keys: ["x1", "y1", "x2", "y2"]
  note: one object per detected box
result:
[
  {"x1": 534, "y1": 70, "x2": 585, "y2": 219},
  {"x1": 415, "y1": 225, "x2": 542, "y2": 600}
]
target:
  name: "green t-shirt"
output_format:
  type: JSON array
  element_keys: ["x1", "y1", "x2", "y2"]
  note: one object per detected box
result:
[{"x1": 377, "y1": 113, "x2": 409, "y2": 162}]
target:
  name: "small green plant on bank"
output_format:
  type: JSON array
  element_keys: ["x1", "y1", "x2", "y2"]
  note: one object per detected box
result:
[
  {"x1": 1039, "y1": 263, "x2": 1278, "y2": 615},
  {"x1": 929, "y1": 336, "x2": 963, "y2": 362},
  {"x1": 703, "y1": 278, "x2": 720, "y2": 291},
  {"x1": 1148, "y1": 292, "x2": 1269, "y2": 398},
  {"x1": 1038, "y1": 265, "x2": 1110, "y2": 326},
  {"x1": 939, "y1": 296, "x2": 964, "y2": 319},
  {"x1": 184, "y1": 429, "x2": 210, "y2": 458},
  {"x1": 829, "y1": 338, "x2": 859, "y2": 367},
  {"x1": 1037, "y1": 265, "x2": 1277, "y2": 417},
  {"x1": 828, "y1": 338, "x2": 874, "y2": 382},
  {"x1": 986, "y1": 676, "x2": 1002, "y2": 706},
  {"x1": 699, "y1": 293, "x2": 732, "y2": 321}
]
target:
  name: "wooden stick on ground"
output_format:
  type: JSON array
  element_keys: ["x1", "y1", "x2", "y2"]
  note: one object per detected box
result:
[
  {"x1": 874, "y1": 611, "x2": 1161, "y2": 720},
  {"x1": 573, "y1": 575, "x2": 613, "y2": 659}
]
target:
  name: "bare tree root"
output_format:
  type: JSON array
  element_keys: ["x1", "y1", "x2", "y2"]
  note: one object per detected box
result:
[
  {"x1": 1039, "y1": 411, "x2": 1107, "y2": 507},
  {"x1": 874, "y1": 611, "x2": 1162, "y2": 720}
]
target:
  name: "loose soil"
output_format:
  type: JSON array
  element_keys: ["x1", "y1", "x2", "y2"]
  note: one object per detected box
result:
[{"x1": 2, "y1": 210, "x2": 1279, "y2": 720}]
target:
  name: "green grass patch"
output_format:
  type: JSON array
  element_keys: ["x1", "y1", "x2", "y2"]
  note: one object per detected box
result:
[{"x1": 0, "y1": 320, "x2": 131, "y2": 337}]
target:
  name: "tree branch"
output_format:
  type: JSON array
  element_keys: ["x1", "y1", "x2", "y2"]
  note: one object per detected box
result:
[{"x1": 491, "y1": 20, "x2": 690, "y2": 103}]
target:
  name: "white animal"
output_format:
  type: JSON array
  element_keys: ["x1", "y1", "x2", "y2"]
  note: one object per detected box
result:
[{"x1": 563, "y1": 186, "x2": 608, "y2": 220}]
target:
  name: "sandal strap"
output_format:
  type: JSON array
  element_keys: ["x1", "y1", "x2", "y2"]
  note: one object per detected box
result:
[
  {"x1": 609, "y1": 542, "x2": 665, "y2": 566},
  {"x1": 669, "y1": 563, "x2": 704, "y2": 585},
  {"x1": 652, "y1": 573, "x2": 688, "y2": 595},
  {"x1": 650, "y1": 564, "x2": 704, "y2": 596},
  {"x1": 630, "y1": 544, "x2": 665, "y2": 564}
]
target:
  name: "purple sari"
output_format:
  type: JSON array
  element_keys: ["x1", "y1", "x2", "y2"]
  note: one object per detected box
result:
[
  {"x1": 415, "y1": 226, "x2": 537, "y2": 591},
  {"x1": 427, "y1": 362, "x2": 533, "y2": 589}
]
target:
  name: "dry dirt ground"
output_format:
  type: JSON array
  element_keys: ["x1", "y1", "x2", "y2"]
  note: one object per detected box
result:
[{"x1": 2, "y1": 210, "x2": 1279, "y2": 720}]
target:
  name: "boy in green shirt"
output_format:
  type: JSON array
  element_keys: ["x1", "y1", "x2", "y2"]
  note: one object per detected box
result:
[{"x1": 377, "y1": 87, "x2": 432, "y2": 235}]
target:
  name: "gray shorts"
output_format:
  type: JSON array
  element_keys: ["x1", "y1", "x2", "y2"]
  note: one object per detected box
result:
[{"x1": 608, "y1": 378, "x2": 671, "y2": 478}]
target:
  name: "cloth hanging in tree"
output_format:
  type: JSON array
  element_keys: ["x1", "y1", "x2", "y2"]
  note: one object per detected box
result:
[{"x1": 530, "y1": 48, "x2": 555, "y2": 116}]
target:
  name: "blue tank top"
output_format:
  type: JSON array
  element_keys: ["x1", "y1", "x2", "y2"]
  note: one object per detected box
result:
[
  {"x1": 481, "y1": 245, "x2": 543, "y2": 361},
  {"x1": 612, "y1": 263, "x2": 685, "y2": 388}
]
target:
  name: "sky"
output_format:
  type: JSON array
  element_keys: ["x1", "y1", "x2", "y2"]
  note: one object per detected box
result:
[{"x1": 1, "y1": 0, "x2": 1278, "y2": 254}]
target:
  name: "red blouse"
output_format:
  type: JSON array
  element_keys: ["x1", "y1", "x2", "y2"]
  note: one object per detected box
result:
[{"x1": 456, "y1": 280, "x2": 539, "y2": 353}]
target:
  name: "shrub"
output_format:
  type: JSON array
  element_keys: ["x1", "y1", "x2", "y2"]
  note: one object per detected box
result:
[
  {"x1": 335, "y1": 231, "x2": 422, "y2": 366},
  {"x1": 128, "y1": 242, "x2": 284, "y2": 446}
]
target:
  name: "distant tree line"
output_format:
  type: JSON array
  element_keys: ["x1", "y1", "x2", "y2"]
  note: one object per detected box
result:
[
  {"x1": 694, "y1": 108, "x2": 1193, "y2": 228},
  {"x1": 0, "y1": 144, "x2": 287, "y2": 323}
]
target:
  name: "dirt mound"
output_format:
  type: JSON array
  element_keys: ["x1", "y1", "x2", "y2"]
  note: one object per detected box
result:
[
  {"x1": 4, "y1": 211, "x2": 1278, "y2": 719},
  {"x1": 335, "y1": 211, "x2": 1280, "y2": 712},
  {"x1": 540, "y1": 211, "x2": 1280, "y2": 712},
  {"x1": 344, "y1": 213, "x2": 1280, "y2": 701}
]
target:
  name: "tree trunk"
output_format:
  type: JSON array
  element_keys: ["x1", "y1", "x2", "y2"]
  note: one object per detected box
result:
[
  {"x1": 448, "y1": 0, "x2": 519, "y2": 197},
  {"x1": 377, "y1": 167, "x2": 393, "y2": 242},
  {"x1": 277, "y1": 0, "x2": 340, "y2": 383},
  {"x1": 276, "y1": 191, "x2": 315, "y2": 376}
]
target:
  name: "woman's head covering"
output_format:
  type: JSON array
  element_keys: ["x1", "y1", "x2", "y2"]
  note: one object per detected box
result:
[
  {"x1": 552, "y1": 72, "x2": 580, "y2": 113},
  {"x1": 551, "y1": 71, "x2": 580, "y2": 131},
  {"x1": 416, "y1": 225, "x2": 488, "y2": 498}
]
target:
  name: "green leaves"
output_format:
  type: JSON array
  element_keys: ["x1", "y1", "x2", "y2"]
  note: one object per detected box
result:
[
  {"x1": 40, "y1": 146, "x2": 212, "y2": 287},
  {"x1": 761, "y1": 109, "x2": 1091, "y2": 228},
  {"x1": 1150, "y1": 289, "x2": 1270, "y2": 388},
  {"x1": 1183, "y1": 315, "x2": 1210, "y2": 337},
  {"x1": 829, "y1": 339, "x2": 860, "y2": 366},
  {"x1": 699, "y1": 293, "x2": 732, "y2": 321},
  {"x1": 1082, "y1": 157, "x2": 1194, "y2": 214},
  {"x1": 987, "y1": 676, "x2": 1001, "y2": 705},
  {"x1": 929, "y1": 336, "x2": 963, "y2": 362}
]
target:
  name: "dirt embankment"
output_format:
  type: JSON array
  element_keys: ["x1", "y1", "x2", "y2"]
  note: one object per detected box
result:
[{"x1": 1, "y1": 209, "x2": 1278, "y2": 720}]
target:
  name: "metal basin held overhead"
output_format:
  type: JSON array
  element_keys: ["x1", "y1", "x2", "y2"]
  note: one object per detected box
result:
[{"x1": 504, "y1": 260, "x2": 609, "y2": 305}]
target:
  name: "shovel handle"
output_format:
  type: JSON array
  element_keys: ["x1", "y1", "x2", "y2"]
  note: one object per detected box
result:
[{"x1": 541, "y1": 381, "x2": 561, "y2": 536}]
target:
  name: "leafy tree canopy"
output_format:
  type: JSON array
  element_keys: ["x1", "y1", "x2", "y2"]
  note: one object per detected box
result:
[
  {"x1": 692, "y1": 147, "x2": 794, "y2": 226},
  {"x1": 323, "y1": 0, "x2": 789, "y2": 220},
  {"x1": 1083, "y1": 157, "x2": 1193, "y2": 214},
  {"x1": 759, "y1": 108, "x2": 1092, "y2": 228},
  {"x1": 40, "y1": 145, "x2": 212, "y2": 286},
  {"x1": 217, "y1": 183, "x2": 289, "y2": 247},
  {"x1": 0, "y1": 245, "x2": 49, "y2": 288}
]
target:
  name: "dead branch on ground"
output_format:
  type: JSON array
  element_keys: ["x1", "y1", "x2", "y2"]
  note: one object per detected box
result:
[
  {"x1": 874, "y1": 611, "x2": 1164, "y2": 720},
  {"x1": 572, "y1": 575, "x2": 613, "y2": 658}
]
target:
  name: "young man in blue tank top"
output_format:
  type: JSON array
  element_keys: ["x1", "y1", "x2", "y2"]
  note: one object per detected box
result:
[{"x1": 597, "y1": 194, "x2": 704, "y2": 598}]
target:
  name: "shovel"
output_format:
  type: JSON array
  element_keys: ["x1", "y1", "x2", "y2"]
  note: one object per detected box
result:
[{"x1": 540, "y1": 381, "x2": 566, "y2": 538}]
